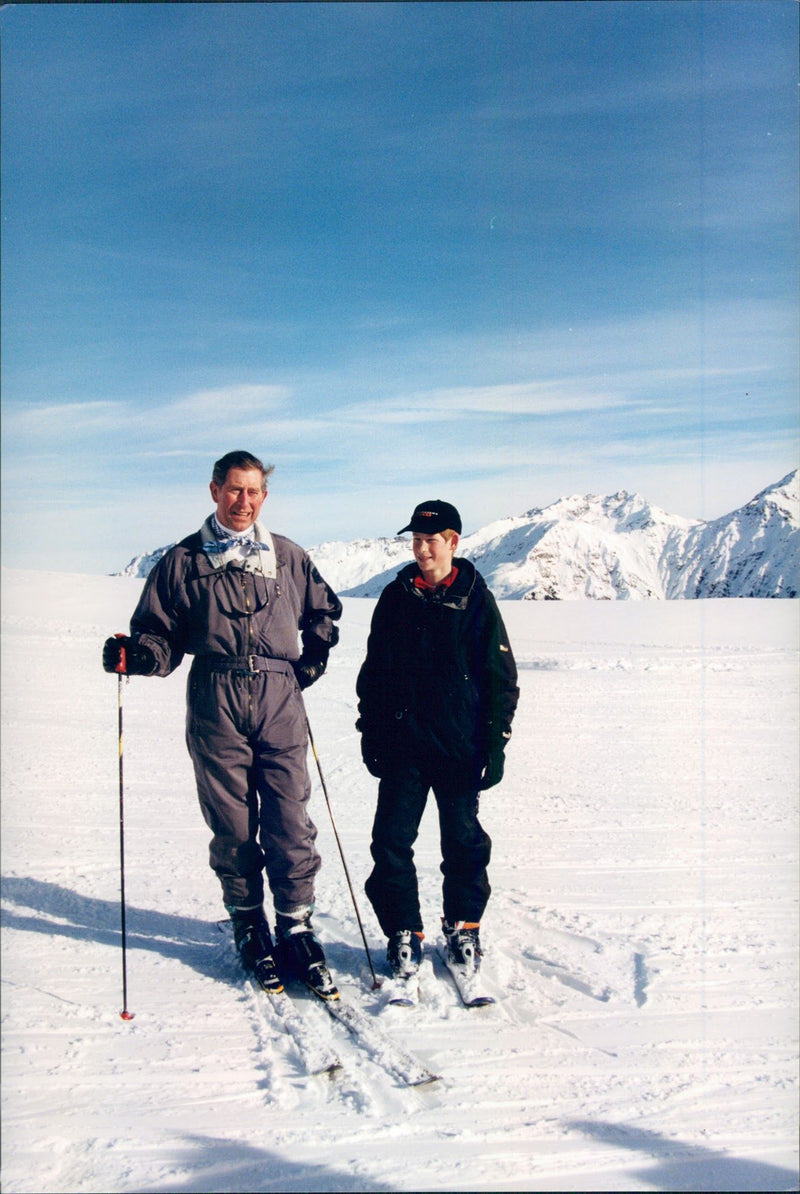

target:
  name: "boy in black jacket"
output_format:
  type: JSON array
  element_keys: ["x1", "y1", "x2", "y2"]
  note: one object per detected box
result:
[{"x1": 356, "y1": 500, "x2": 519, "y2": 985}]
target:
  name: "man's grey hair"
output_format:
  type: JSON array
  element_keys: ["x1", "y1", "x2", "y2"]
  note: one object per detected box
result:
[{"x1": 212, "y1": 450, "x2": 275, "y2": 492}]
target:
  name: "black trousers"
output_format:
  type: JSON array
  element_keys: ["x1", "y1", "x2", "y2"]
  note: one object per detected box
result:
[{"x1": 365, "y1": 761, "x2": 491, "y2": 937}]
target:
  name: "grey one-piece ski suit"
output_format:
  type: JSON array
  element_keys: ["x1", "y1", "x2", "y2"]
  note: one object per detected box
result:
[{"x1": 128, "y1": 517, "x2": 342, "y2": 912}]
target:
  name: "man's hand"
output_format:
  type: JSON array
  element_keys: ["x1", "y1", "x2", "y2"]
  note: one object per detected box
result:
[
  {"x1": 294, "y1": 660, "x2": 325, "y2": 690},
  {"x1": 102, "y1": 636, "x2": 156, "y2": 676}
]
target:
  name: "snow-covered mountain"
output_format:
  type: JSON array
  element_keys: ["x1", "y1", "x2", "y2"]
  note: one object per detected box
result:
[
  {"x1": 116, "y1": 544, "x2": 178, "y2": 578},
  {"x1": 312, "y1": 470, "x2": 799, "y2": 600},
  {"x1": 116, "y1": 470, "x2": 799, "y2": 599}
]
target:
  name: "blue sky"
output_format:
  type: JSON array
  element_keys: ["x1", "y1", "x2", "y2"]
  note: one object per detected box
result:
[{"x1": 2, "y1": 1, "x2": 797, "y2": 574}]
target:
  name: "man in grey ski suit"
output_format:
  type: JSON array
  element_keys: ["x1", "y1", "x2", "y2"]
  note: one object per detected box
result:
[{"x1": 103, "y1": 450, "x2": 342, "y2": 996}]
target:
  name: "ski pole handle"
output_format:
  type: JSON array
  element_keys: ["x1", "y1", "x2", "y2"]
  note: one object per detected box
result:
[{"x1": 114, "y1": 632, "x2": 127, "y2": 675}]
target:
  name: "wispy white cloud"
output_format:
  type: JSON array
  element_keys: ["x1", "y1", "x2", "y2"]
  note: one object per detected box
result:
[
  {"x1": 336, "y1": 382, "x2": 622, "y2": 426},
  {"x1": 3, "y1": 399, "x2": 125, "y2": 434},
  {"x1": 150, "y1": 384, "x2": 290, "y2": 425}
]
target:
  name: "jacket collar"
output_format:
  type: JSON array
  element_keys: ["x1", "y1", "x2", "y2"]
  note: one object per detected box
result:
[
  {"x1": 198, "y1": 516, "x2": 277, "y2": 577},
  {"x1": 399, "y1": 557, "x2": 476, "y2": 610}
]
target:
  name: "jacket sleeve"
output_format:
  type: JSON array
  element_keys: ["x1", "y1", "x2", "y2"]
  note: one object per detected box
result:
[
  {"x1": 355, "y1": 587, "x2": 397, "y2": 739},
  {"x1": 298, "y1": 557, "x2": 343, "y2": 663},
  {"x1": 129, "y1": 549, "x2": 190, "y2": 677},
  {"x1": 481, "y1": 591, "x2": 519, "y2": 746}
]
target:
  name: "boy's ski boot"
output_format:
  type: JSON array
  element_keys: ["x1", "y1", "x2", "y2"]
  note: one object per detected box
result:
[
  {"x1": 442, "y1": 921, "x2": 483, "y2": 974},
  {"x1": 227, "y1": 904, "x2": 284, "y2": 994},
  {"x1": 442, "y1": 920, "x2": 495, "y2": 1007},
  {"x1": 275, "y1": 907, "x2": 339, "y2": 1001},
  {"x1": 387, "y1": 929, "x2": 424, "y2": 979},
  {"x1": 384, "y1": 929, "x2": 425, "y2": 1006}
]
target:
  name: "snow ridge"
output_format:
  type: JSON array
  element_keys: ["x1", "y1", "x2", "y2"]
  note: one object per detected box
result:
[{"x1": 116, "y1": 470, "x2": 799, "y2": 599}]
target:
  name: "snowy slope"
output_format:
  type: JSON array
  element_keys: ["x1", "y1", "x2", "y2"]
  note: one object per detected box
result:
[
  {"x1": 667, "y1": 471, "x2": 800, "y2": 598},
  {"x1": 1, "y1": 569, "x2": 798, "y2": 1193},
  {"x1": 458, "y1": 491, "x2": 695, "y2": 602},
  {"x1": 116, "y1": 470, "x2": 799, "y2": 600},
  {"x1": 117, "y1": 544, "x2": 178, "y2": 578}
]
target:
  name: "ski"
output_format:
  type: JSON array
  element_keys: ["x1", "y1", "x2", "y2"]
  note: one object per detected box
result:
[
  {"x1": 309, "y1": 989, "x2": 438, "y2": 1086},
  {"x1": 220, "y1": 919, "x2": 437, "y2": 1085},
  {"x1": 383, "y1": 972, "x2": 420, "y2": 1007},
  {"x1": 249, "y1": 979, "x2": 343, "y2": 1076},
  {"x1": 438, "y1": 947, "x2": 496, "y2": 1008},
  {"x1": 218, "y1": 919, "x2": 342, "y2": 1077}
]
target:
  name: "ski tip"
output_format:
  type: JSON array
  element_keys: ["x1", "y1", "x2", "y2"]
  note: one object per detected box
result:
[
  {"x1": 465, "y1": 995, "x2": 495, "y2": 1007},
  {"x1": 411, "y1": 1072, "x2": 441, "y2": 1087},
  {"x1": 314, "y1": 1059, "x2": 344, "y2": 1077}
]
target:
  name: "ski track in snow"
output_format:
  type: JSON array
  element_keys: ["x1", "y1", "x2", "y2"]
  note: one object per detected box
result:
[{"x1": 1, "y1": 570, "x2": 798, "y2": 1192}]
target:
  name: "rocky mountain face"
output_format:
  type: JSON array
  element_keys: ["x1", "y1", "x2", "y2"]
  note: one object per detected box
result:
[{"x1": 116, "y1": 470, "x2": 798, "y2": 600}]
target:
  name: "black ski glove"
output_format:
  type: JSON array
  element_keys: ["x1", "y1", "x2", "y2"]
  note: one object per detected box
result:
[
  {"x1": 102, "y1": 635, "x2": 157, "y2": 676},
  {"x1": 294, "y1": 632, "x2": 332, "y2": 690},
  {"x1": 294, "y1": 659, "x2": 326, "y2": 690},
  {"x1": 479, "y1": 746, "x2": 506, "y2": 791},
  {"x1": 356, "y1": 720, "x2": 386, "y2": 778},
  {"x1": 360, "y1": 739, "x2": 385, "y2": 779}
]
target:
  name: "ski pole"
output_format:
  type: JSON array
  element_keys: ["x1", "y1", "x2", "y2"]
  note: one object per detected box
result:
[
  {"x1": 305, "y1": 715, "x2": 381, "y2": 990},
  {"x1": 114, "y1": 635, "x2": 135, "y2": 1021}
]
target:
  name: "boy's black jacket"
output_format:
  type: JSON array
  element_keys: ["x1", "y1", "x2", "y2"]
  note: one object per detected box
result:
[{"x1": 356, "y1": 558, "x2": 519, "y2": 772}]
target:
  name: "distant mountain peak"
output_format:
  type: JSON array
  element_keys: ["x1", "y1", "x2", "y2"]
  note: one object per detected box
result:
[
  {"x1": 115, "y1": 470, "x2": 799, "y2": 600},
  {"x1": 744, "y1": 469, "x2": 798, "y2": 514}
]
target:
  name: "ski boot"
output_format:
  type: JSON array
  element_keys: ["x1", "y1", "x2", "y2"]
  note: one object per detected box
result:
[
  {"x1": 442, "y1": 921, "x2": 483, "y2": 977},
  {"x1": 387, "y1": 929, "x2": 424, "y2": 979},
  {"x1": 275, "y1": 907, "x2": 339, "y2": 1001},
  {"x1": 442, "y1": 921, "x2": 494, "y2": 1006},
  {"x1": 227, "y1": 904, "x2": 284, "y2": 994}
]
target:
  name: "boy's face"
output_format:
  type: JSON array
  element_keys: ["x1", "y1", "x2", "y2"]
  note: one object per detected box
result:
[{"x1": 412, "y1": 532, "x2": 458, "y2": 584}]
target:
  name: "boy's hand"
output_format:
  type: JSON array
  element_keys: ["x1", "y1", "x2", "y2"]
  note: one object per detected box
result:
[
  {"x1": 479, "y1": 749, "x2": 505, "y2": 790},
  {"x1": 360, "y1": 740, "x2": 385, "y2": 778},
  {"x1": 358, "y1": 727, "x2": 386, "y2": 778}
]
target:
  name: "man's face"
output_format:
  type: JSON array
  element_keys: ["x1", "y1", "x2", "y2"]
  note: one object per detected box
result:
[
  {"x1": 210, "y1": 467, "x2": 267, "y2": 533},
  {"x1": 412, "y1": 532, "x2": 457, "y2": 583}
]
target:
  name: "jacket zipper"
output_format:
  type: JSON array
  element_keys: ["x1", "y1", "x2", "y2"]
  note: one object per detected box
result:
[{"x1": 241, "y1": 572, "x2": 255, "y2": 733}]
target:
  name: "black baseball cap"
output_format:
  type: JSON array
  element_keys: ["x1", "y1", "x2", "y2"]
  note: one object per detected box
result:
[{"x1": 398, "y1": 499, "x2": 462, "y2": 535}]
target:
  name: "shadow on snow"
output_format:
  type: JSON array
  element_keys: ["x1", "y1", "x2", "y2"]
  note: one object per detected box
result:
[
  {"x1": 567, "y1": 1119, "x2": 799, "y2": 1193},
  {"x1": 129, "y1": 1133, "x2": 395, "y2": 1193},
  {"x1": 2, "y1": 874, "x2": 227, "y2": 977},
  {"x1": 0, "y1": 875, "x2": 370, "y2": 989}
]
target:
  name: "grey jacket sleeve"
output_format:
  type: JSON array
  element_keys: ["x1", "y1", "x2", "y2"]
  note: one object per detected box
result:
[
  {"x1": 299, "y1": 557, "x2": 343, "y2": 661},
  {"x1": 129, "y1": 549, "x2": 189, "y2": 677}
]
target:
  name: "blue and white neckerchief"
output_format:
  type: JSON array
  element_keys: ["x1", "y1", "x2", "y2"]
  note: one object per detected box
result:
[
  {"x1": 203, "y1": 514, "x2": 272, "y2": 555},
  {"x1": 200, "y1": 515, "x2": 277, "y2": 577}
]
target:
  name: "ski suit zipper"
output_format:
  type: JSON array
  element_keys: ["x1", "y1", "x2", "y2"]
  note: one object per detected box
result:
[{"x1": 240, "y1": 572, "x2": 256, "y2": 733}]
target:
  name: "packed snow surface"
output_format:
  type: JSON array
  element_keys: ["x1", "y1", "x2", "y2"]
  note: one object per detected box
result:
[{"x1": 1, "y1": 570, "x2": 798, "y2": 1192}]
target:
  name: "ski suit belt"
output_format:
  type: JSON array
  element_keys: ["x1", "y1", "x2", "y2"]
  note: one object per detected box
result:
[{"x1": 190, "y1": 654, "x2": 296, "y2": 678}]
